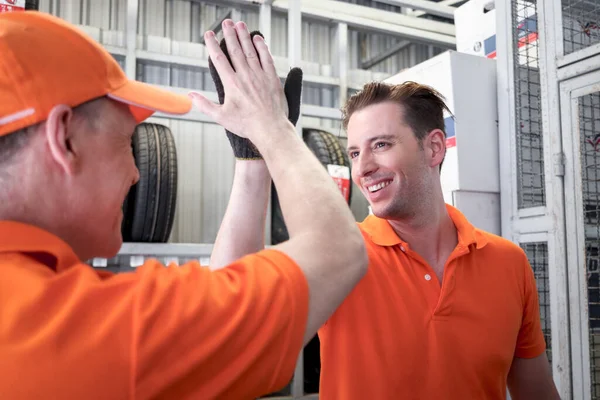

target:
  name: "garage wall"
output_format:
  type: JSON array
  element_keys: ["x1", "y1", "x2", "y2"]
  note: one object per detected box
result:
[
  {"x1": 39, "y1": 0, "x2": 447, "y2": 105},
  {"x1": 37, "y1": 0, "x2": 430, "y2": 243}
]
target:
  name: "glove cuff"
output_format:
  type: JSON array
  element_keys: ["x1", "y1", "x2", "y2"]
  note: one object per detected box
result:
[{"x1": 226, "y1": 131, "x2": 262, "y2": 160}]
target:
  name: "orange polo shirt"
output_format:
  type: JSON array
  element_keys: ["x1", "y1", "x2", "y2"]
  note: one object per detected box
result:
[
  {"x1": 0, "y1": 221, "x2": 308, "y2": 399},
  {"x1": 318, "y1": 205, "x2": 546, "y2": 400}
]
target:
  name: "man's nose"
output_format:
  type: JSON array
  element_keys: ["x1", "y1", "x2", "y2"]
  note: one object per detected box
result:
[{"x1": 355, "y1": 152, "x2": 377, "y2": 178}]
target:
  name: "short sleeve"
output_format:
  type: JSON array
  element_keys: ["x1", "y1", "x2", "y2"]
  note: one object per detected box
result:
[
  {"x1": 514, "y1": 252, "x2": 547, "y2": 359},
  {"x1": 133, "y1": 248, "x2": 309, "y2": 399}
]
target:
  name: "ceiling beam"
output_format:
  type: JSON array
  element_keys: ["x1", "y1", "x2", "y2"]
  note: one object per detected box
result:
[
  {"x1": 198, "y1": 0, "x2": 455, "y2": 47},
  {"x1": 410, "y1": 0, "x2": 465, "y2": 18},
  {"x1": 361, "y1": 39, "x2": 411, "y2": 69},
  {"x1": 300, "y1": 0, "x2": 454, "y2": 36},
  {"x1": 291, "y1": 4, "x2": 454, "y2": 47},
  {"x1": 371, "y1": 0, "x2": 456, "y2": 19}
]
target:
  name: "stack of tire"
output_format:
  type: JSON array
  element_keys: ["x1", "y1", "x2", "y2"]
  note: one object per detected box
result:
[
  {"x1": 270, "y1": 128, "x2": 352, "y2": 246},
  {"x1": 121, "y1": 123, "x2": 178, "y2": 243}
]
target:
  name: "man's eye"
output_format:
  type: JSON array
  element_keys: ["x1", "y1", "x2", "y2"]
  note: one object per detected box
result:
[{"x1": 374, "y1": 142, "x2": 388, "y2": 149}]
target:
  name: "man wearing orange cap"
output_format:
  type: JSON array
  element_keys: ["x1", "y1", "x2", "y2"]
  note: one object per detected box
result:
[{"x1": 0, "y1": 11, "x2": 367, "y2": 399}]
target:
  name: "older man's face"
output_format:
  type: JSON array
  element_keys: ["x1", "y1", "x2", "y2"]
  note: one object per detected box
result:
[{"x1": 69, "y1": 99, "x2": 139, "y2": 259}]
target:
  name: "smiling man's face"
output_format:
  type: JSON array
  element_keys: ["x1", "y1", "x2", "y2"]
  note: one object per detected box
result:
[{"x1": 346, "y1": 101, "x2": 432, "y2": 220}]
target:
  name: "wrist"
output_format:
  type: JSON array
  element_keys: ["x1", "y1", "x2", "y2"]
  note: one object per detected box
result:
[
  {"x1": 234, "y1": 158, "x2": 271, "y2": 187},
  {"x1": 248, "y1": 118, "x2": 297, "y2": 148}
]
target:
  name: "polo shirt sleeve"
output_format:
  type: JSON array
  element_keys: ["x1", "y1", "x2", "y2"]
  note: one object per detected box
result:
[
  {"x1": 132, "y1": 248, "x2": 309, "y2": 399},
  {"x1": 514, "y1": 252, "x2": 547, "y2": 359}
]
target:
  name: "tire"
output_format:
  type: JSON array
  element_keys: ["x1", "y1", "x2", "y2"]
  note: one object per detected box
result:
[
  {"x1": 121, "y1": 123, "x2": 178, "y2": 243},
  {"x1": 306, "y1": 128, "x2": 353, "y2": 204},
  {"x1": 25, "y1": 0, "x2": 39, "y2": 10},
  {"x1": 270, "y1": 128, "x2": 352, "y2": 245}
]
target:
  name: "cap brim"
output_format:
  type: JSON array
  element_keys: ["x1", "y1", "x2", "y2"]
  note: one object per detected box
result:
[{"x1": 108, "y1": 80, "x2": 193, "y2": 123}]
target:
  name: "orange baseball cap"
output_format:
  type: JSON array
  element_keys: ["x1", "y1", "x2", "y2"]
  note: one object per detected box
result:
[{"x1": 0, "y1": 11, "x2": 193, "y2": 137}]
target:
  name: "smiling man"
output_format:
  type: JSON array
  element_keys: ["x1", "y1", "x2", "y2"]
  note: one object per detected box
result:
[{"x1": 211, "y1": 80, "x2": 561, "y2": 399}]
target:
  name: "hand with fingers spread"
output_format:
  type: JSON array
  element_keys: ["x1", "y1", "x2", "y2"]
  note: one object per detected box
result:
[
  {"x1": 193, "y1": 19, "x2": 368, "y2": 352},
  {"x1": 189, "y1": 20, "x2": 297, "y2": 148},
  {"x1": 207, "y1": 29, "x2": 303, "y2": 160}
]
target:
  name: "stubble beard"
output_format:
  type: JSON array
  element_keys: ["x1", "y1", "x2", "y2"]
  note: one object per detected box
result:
[{"x1": 371, "y1": 177, "x2": 432, "y2": 223}]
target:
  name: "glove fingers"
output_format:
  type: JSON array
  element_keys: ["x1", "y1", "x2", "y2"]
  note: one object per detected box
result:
[
  {"x1": 208, "y1": 29, "x2": 267, "y2": 160},
  {"x1": 208, "y1": 56, "x2": 225, "y2": 105},
  {"x1": 284, "y1": 67, "x2": 303, "y2": 126}
]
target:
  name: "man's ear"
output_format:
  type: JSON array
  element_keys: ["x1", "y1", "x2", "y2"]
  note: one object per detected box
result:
[
  {"x1": 45, "y1": 104, "x2": 77, "y2": 176},
  {"x1": 426, "y1": 128, "x2": 446, "y2": 169}
]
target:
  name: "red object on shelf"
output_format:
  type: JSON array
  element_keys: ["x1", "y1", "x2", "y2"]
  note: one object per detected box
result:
[{"x1": 0, "y1": 0, "x2": 25, "y2": 13}]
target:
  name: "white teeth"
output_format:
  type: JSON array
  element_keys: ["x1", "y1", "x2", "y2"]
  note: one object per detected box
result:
[{"x1": 367, "y1": 181, "x2": 391, "y2": 193}]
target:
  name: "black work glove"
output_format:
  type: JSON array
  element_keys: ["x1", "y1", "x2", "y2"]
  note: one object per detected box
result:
[{"x1": 208, "y1": 30, "x2": 303, "y2": 160}]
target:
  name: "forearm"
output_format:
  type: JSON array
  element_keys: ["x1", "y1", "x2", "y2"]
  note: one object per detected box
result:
[
  {"x1": 254, "y1": 121, "x2": 367, "y2": 345},
  {"x1": 210, "y1": 160, "x2": 271, "y2": 269},
  {"x1": 507, "y1": 354, "x2": 560, "y2": 400},
  {"x1": 194, "y1": 23, "x2": 368, "y2": 347},
  {"x1": 253, "y1": 121, "x2": 357, "y2": 241}
]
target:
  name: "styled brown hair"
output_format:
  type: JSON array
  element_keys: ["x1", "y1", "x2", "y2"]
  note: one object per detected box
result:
[{"x1": 342, "y1": 81, "x2": 453, "y2": 169}]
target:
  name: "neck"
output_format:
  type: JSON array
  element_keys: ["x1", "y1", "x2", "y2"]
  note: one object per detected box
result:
[
  {"x1": 387, "y1": 198, "x2": 458, "y2": 277},
  {"x1": 387, "y1": 200, "x2": 451, "y2": 245},
  {"x1": 1, "y1": 206, "x2": 87, "y2": 262},
  {"x1": 0, "y1": 176, "x2": 85, "y2": 261}
]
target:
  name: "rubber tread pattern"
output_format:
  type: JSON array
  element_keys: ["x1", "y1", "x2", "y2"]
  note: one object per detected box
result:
[
  {"x1": 121, "y1": 123, "x2": 178, "y2": 243},
  {"x1": 154, "y1": 124, "x2": 178, "y2": 242}
]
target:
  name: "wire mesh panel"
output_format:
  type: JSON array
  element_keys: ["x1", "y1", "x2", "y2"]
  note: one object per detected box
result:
[
  {"x1": 512, "y1": 0, "x2": 545, "y2": 208},
  {"x1": 562, "y1": 0, "x2": 600, "y2": 56},
  {"x1": 520, "y1": 242, "x2": 552, "y2": 363},
  {"x1": 578, "y1": 91, "x2": 600, "y2": 397}
]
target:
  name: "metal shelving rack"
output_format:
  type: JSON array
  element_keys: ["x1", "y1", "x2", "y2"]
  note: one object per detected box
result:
[{"x1": 85, "y1": 1, "x2": 458, "y2": 397}]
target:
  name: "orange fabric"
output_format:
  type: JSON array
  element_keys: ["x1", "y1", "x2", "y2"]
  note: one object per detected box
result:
[
  {"x1": 0, "y1": 221, "x2": 309, "y2": 399},
  {"x1": 318, "y1": 205, "x2": 546, "y2": 400},
  {"x1": 0, "y1": 11, "x2": 192, "y2": 136}
]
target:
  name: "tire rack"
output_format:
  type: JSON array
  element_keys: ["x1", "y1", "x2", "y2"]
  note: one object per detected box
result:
[
  {"x1": 87, "y1": 3, "x2": 355, "y2": 397},
  {"x1": 90, "y1": 2, "x2": 340, "y2": 392},
  {"x1": 82, "y1": 1, "x2": 456, "y2": 398}
]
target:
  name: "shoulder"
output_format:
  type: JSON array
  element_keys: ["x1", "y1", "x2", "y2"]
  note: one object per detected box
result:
[
  {"x1": 137, "y1": 248, "x2": 307, "y2": 291},
  {"x1": 472, "y1": 229, "x2": 533, "y2": 285},
  {"x1": 475, "y1": 229, "x2": 528, "y2": 260}
]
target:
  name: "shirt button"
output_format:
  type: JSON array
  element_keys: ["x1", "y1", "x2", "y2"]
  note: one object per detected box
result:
[
  {"x1": 424, "y1": 274, "x2": 432, "y2": 281},
  {"x1": 400, "y1": 246, "x2": 406, "y2": 252}
]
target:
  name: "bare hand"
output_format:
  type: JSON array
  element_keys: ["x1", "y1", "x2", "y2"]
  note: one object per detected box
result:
[{"x1": 189, "y1": 20, "x2": 290, "y2": 140}]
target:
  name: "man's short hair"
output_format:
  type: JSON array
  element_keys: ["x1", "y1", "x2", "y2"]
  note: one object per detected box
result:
[
  {"x1": 0, "y1": 97, "x2": 105, "y2": 169},
  {"x1": 342, "y1": 81, "x2": 453, "y2": 170},
  {"x1": 0, "y1": 125, "x2": 36, "y2": 168}
]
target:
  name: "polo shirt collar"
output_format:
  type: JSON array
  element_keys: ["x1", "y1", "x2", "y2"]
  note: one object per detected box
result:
[
  {"x1": 359, "y1": 204, "x2": 489, "y2": 250},
  {"x1": 0, "y1": 220, "x2": 81, "y2": 272}
]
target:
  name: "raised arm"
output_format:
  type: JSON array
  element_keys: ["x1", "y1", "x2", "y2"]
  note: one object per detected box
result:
[
  {"x1": 208, "y1": 31, "x2": 295, "y2": 270},
  {"x1": 209, "y1": 159, "x2": 271, "y2": 269},
  {"x1": 190, "y1": 21, "x2": 368, "y2": 345}
]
